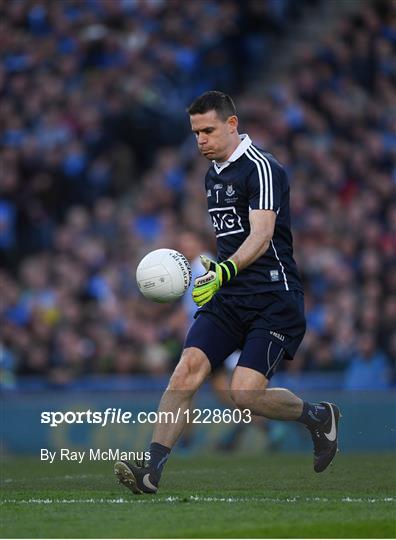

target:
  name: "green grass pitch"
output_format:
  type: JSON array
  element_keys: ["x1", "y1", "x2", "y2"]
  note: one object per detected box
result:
[{"x1": 1, "y1": 453, "x2": 395, "y2": 538}]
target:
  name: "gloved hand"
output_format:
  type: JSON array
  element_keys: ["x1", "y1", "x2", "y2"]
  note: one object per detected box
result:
[{"x1": 192, "y1": 255, "x2": 238, "y2": 307}]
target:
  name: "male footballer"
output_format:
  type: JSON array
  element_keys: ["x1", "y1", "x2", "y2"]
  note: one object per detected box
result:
[{"x1": 115, "y1": 91, "x2": 340, "y2": 494}]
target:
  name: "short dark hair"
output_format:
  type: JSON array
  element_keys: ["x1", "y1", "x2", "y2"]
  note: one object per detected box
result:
[{"x1": 187, "y1": 91, "x2": 236, "y2": 121}]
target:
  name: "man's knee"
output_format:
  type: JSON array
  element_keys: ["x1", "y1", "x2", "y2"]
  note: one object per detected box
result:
[
  {"x1": 168, "y1": 347, "x2": 211, "y2": 392},
  {"x1": 230, "y1": 366, "x2": 268, "y2": 410},
  {"x1": 230, "y1": 388, "x2": 258, "y2": 410}
]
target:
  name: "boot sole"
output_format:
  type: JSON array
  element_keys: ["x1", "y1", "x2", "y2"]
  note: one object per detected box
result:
[{"x1": 114, "y1": 461, "x2": 142, "y2": 494}]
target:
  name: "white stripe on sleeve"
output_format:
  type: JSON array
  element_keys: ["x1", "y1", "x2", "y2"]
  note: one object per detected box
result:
[
  {"x1": 246, "y1": 148, "x2": 265, "y2": 209},
  {"x1": 249, "y1": 145, "x2": 274, "y2": 210}
]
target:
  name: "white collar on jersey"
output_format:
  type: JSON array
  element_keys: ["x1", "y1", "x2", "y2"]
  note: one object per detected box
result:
[{"x1": 213, "y1": 134, "x2": 252, "y2": 174}]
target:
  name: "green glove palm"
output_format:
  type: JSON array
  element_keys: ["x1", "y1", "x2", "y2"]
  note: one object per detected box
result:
[{"x1": 192, "y1": 255, "x2": 238, "y2": 307}]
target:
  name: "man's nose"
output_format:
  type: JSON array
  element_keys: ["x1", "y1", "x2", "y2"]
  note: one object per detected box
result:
[{"x1": 198, "y1": 133, "x2": 207, "y2": 145}]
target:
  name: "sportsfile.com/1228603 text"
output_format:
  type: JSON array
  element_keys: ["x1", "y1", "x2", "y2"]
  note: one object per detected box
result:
[{"x1": 40, "y1": 408, "x2": 252, "y2": 427}]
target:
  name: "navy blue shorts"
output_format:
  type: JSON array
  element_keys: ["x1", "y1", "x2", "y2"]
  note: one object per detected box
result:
[{"x1": 184, "y1": 290, "x2": 306, "y2": 379}]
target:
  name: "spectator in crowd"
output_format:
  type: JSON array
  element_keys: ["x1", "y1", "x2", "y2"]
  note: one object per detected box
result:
[{"x1": 344, "y1": 332, "x2": 392, "y2": 390}]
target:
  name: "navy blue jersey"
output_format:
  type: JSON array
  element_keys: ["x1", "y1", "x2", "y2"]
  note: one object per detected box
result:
[{"x1": 205, "y1": 135, "x2": 303, "y2": 294}]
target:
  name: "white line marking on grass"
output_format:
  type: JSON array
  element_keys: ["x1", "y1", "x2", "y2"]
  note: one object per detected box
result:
[
  {"x1": 1, "y1": 496, "x2": 395, "y2": 505},
  {"x1": 1, "y1": 474, "x2": 102, "y2": 484}
]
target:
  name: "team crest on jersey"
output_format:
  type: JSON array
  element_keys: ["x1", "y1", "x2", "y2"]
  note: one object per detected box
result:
[{"x1": 226, "y1": 184, "x2": 235, "y2": 196}]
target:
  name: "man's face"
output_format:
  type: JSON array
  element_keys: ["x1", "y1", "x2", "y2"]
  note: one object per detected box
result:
[{"x1": 190, "y1": 110, "x2": 237, "y2": 162}]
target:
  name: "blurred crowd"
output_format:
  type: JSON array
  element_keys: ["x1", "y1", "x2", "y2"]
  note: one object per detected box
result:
[{"x1": 1, "y1": 0, "x2": 395, "y2": 390}]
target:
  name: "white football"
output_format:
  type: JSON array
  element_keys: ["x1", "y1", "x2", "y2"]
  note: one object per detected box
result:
[{"x1": 136, "y1": 248, "x2": 192, "y2": 303}]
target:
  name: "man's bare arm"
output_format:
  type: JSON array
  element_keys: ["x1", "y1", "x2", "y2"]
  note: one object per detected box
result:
[{"x1": 230, "y1": 210, "x2": 276, "y2": 271}]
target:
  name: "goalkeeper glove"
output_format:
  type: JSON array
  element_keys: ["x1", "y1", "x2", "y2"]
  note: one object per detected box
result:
[{"x1": 192, "y1": 255, "x2": 238, "y2": 307}]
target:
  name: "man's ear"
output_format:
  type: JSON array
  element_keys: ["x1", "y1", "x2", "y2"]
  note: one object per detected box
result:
[{"x1": 227, "y1": 115, "x2": 238, "y2": 134}]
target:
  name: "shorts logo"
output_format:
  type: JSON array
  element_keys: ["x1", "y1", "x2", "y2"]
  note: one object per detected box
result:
[
  {"x1": 270, "y1": 330, "x2": 285, "y2": 341},
  {"x1": 209, "y1": 206, "x2": 244, "y2": 237},
  {"x1": 226, "y1": 184, "x2": 235, "y2": 196},
  {"x1": 270, "y1": 269, "x2": 280, "y2": 282}
]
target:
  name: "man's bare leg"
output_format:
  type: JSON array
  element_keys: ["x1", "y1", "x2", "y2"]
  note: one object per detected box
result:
[
  {"x1": 151, "y1": 347, "x2": 211, "y2": 447},
  {"x1": 230, "y1": 366, "x2": 302, "y2": 418},
  {"x1": 230, "y1": 366, "x2": 341, "y2": 472},
  {"x1": 114, "y1": 347, "x2": 211, "y2": 493}
]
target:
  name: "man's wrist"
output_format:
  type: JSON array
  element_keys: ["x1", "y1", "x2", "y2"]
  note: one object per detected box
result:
[{"x1": 219, "y1": 259, "x2": 238, "y2": 283}]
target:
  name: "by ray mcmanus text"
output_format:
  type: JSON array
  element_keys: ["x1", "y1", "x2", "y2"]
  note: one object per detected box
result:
[{"x1": 40, "y1": 449, "x2": 151, "y2": 464}]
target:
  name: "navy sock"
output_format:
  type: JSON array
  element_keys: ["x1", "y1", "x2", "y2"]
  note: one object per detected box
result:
[
  {"x1": 148, "y1": 442, "x2": 171, "y2": 483},
  {"x1": 296, "y1": 402, "x2": 330, "y2": 429}
]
